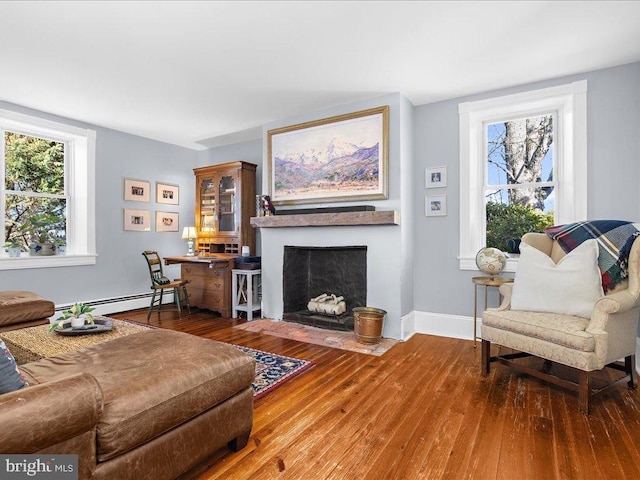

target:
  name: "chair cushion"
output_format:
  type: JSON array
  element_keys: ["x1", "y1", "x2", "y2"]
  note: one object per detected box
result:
[
  {"x1": 511, "y1": 240, "x2": 604, "y2": 319},
  {"x1": 0, "y1": 338, "x2": 28, "y2": 394},
  {"x1": 483, "y1": 309, "x2": 595, "y2": 352},
  {"x1": 20, "y1": 329, "x2": 255, "y2": 461},
  {"x1": 0, "y1": 291, "x2": 55, "y2": 329}
]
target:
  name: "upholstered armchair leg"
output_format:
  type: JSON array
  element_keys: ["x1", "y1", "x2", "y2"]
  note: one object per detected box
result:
[
  {"x1": 578, "y1": 370, "x2": 591, "y2": 414},
  {"x1": 481, "y1": 340, "x2": 491, "y2": 375},
  {"x1": 227, "y1": 430, "x2": 251, "y2": 452},
  {"x1": 626, "y1": 355, "x2": 638, "y2": 389}
]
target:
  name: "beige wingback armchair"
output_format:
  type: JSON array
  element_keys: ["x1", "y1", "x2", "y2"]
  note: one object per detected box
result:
[{"x1": 481, "y1": 232, "x2": 640, "y2": 414}]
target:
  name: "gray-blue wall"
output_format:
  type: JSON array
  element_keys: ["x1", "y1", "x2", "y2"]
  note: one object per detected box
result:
[
  {"x1": 412, "y1": 62, "x2": 640, "y2": 318},
  {"x1": 0, "y1": 101, "x2": 198, "y2": 306},
  {"x1": 2, "y1": 61, "x2": 638, "y2": 322}
]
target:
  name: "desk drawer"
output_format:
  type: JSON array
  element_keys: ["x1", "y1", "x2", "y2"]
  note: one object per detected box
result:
[
  {"x1": 183, "y1": 264, "x2": 227, "y2": 278},
  {"x1": 187, "y1": 275, "x2": 225, "y2": 293}
]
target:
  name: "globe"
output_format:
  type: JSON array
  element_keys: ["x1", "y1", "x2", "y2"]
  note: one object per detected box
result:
[{"x1": 475, "y1": 247, "x2": 507, "y2": 276}]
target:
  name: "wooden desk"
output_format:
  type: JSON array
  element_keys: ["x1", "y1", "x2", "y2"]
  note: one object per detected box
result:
[{"x1": 165, "y1": 255, "x2": 237, "y2": 317}]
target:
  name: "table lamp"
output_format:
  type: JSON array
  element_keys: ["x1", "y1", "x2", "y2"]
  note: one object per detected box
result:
[{"x1": 181, "y1": 226, "x2": 197, "y2": 256}]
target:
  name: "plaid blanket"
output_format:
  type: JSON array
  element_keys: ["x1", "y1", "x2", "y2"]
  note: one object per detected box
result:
[{"x1": 545, "y1": 220, "x2": 640, "y2": 292}]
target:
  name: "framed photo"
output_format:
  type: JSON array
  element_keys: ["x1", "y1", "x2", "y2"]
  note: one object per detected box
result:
[
  {"x1": 425, "y1": 195, "x2": 447, "y2": 217},
  {"x1": 156, "y1": 182, "x2": 179, "y2": 205},
  {"x1": 155, "y1": 211, "x2": 179, "y2": 232},
  {"x1": 123, "y1": 208, "x2": 150, "y2": 231},
  {"x1": 124, "y1": 178, "x2": 150, "y2": 202},
  {"x1": 267, "y1": 106, "x2": 389, "y2": 205},
  {"x1": 426, "y1": 166, "x2": 447, "y2": 188}
]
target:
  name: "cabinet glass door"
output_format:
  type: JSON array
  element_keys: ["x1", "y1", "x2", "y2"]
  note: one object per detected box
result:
[
  {"x1": 200, "y1": 177, "x2": 216, "y2": 232},
  {"x1": 218, "y1": 175, "x2": 236, "y2": 233}
]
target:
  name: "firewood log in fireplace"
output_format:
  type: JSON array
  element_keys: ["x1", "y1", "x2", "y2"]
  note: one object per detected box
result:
[{"x1": 307, "y1": 293, "x2": 346, "y2": 315}]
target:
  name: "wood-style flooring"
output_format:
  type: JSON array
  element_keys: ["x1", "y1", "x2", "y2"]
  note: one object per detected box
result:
[{"x1": 111, "y1": 308, "x2": 640, "y2": 480}]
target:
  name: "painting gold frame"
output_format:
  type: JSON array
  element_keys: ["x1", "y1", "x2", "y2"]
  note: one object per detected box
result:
[{"x1": 267, "y1": 106, "x2": 389, "y2": 205}]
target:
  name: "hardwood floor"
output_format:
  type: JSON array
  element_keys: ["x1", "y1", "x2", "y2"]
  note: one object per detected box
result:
[{"x1": 112, "y1": 308, "x2": 640, "y2": 479}]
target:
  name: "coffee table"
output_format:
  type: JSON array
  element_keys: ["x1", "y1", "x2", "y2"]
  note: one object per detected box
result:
[{"x1": 0, "y1": 317, "x2": 152, "y2": 365}]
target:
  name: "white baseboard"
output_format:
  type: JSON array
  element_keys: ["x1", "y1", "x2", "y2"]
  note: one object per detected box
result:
[
  {"x1": 54, "y1": 292, "x2": 174, "y2": 318},
  {"x1": 400, "y1": 311, "x2": 416, "y2": 341},
  {"x1": 407, "y1": 310, "x2": 476, "y2": 341}
]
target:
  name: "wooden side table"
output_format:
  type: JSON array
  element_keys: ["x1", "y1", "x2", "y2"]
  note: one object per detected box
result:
[{"x1": 472, "y1": 276, "x2": 514, "y2": 347}]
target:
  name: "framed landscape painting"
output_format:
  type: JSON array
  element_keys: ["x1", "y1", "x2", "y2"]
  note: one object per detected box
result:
[{"x1": 267, "y1": 106, "x2": 389, "y2": 205}]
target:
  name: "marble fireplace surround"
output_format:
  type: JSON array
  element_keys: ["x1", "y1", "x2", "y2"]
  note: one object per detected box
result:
[{"x1": 253, "y1": 211, "x2": 403, "y2": 340}]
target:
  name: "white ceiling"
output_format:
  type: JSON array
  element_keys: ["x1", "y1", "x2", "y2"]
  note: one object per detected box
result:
[{"x1": 1, "y1": 1, "x2": 639, "y2": 150}]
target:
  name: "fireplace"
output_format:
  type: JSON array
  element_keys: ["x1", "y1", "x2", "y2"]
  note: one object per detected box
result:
[{"x1": 282, "y1": 246, "x2": 367, "y2": 330}]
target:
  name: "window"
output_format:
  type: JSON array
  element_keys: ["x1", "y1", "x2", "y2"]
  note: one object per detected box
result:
[
  {"x1": 458, "y1": 81, "x2": 587, "y2": 271},
  {"x1": 0, "y1": 109, "x2": 96, "y2": 269}
]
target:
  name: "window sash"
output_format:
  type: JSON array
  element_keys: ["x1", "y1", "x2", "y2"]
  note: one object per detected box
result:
[
  {"x1": 0, "y1": 109, "x2": 96, "y2": 268},
  {"x1": 458, "y1": 81, "x2": 587, "y2": 271}
]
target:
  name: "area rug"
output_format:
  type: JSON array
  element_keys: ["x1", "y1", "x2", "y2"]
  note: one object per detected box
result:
[
  {"x1": 3, "y1": 317, "x2": 313, "y2": 400},
  {"x1": 231, "y1": 345, "x2": 314, "y2": 399},
  {"x1": 234, "y1": 319, "x2": 398, "y2": 356}
]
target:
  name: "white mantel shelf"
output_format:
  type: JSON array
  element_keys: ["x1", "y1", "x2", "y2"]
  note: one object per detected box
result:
[{"x1": 250, "y1": 210, "x2": 400, "y2": 228}]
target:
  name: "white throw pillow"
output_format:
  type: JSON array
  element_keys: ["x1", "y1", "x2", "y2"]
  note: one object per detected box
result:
[{"x1": 511, "y1": 239, "x2": 604, "y2": 319}]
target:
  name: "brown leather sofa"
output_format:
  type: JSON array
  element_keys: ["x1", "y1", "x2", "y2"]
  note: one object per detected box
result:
[
  {"x1": 0, "y1": 328, "x2": 255, "y2": 480},
  {"x1": 0, "y1": 290, "x2": 55, "y2": 332}
]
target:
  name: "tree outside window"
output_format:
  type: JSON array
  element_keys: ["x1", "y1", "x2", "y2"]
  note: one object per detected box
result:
[
  {"x1": 484, "y1": 115, "x2": 555, "y2": 252},
  {"x1": 3, "y1": 132, "x2": 67, "y2": 253}
]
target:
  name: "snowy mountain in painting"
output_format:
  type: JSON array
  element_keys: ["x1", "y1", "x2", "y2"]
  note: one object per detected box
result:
[
  {"x1": 274, "y1": 138, "x2": 379, "y2": 192},
  {"x1": 278, "y1": 138, "x2": 361, "y2": 165}
]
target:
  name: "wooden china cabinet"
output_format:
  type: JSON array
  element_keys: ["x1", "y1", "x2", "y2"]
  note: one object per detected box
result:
[
  {"x1": 194, "y1": 161, "x2": 257, "y2": 255},
  {"x1": 168, "y1": 161, "x2": 256, "y2": 316}
]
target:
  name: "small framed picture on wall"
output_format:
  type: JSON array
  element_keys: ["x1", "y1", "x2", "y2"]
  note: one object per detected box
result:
[
  {"x1": 124, "y1": 178, "x2": 151, "y2": 202},
  {"x1": 156, "y1": 182, "x2": 180, "y2": 205},
  {"x1": 155, "y1": 211, "x2": 179, "y2": 232},
  {"x1": 426, "y1": 166, "x2": 447, "y2": 188},
  {"x1": 123, "y1": 208, "x2": 151, "y2": 231},
  {"x1": 425, "y1": 195, "x2": 447, "y2": 217}
]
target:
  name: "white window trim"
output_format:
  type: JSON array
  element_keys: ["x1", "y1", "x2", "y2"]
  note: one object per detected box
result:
[
  {"x1": 0, "y1": 109, "x2": 97, "y2": 270},
  {"x1": 458, "y1": 80, "x2": 587, "y2": 271}
]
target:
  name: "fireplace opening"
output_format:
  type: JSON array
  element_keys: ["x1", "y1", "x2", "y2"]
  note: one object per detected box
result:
[{"x1": 282, "y1": 246, "x2": 367, "y2": 331}]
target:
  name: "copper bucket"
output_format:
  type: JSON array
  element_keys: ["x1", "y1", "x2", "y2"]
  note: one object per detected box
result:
[{"x1": 353, "y1": 307, "x2": 387, "y2": 344}]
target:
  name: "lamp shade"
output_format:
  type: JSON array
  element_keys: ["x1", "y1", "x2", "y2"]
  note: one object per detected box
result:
[{"x1": 182, "y1": 226, "x2": 197, "y2": 239}]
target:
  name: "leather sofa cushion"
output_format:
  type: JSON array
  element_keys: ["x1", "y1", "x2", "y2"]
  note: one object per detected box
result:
[
  {"x1": 20, "y1": 329, "x2": 255, "y2": 462},
  {"x1": 0, "y1": 291, "x2": 54, "y2": 329}
]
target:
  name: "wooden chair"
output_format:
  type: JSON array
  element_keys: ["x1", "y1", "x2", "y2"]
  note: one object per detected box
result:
[{"x1": 142, "y1": 251, "x2": 190, "y2": 321}]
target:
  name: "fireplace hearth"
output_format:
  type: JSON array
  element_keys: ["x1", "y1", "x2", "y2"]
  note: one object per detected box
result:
[{"x1": 282, "y1": 246, "x2": 367, "y2": 331}]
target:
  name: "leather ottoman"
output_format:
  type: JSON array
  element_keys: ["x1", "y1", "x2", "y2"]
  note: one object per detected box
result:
[
  {"x1": 2, "y1": 328, "x2": 255, "y2": 480},
  {"x1": 0, "y1": 291, "x2": 55, "y2": 332}
]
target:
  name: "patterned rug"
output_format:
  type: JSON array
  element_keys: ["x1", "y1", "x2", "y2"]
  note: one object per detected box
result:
[
  {"x1": 231, "y1": 345, "x2": 314, "y2": 399},
  {"x1": 3, "y1": 317, "x2": 313, "y2": 400},
  {"x1": 234, "y1": 319, "x2": 398, "y2": 356}
]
